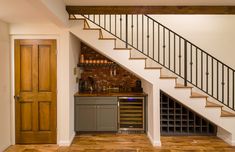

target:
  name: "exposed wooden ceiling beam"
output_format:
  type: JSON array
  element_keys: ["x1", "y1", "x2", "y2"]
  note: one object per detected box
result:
[{"x1": 66, "y1": 6, "x2": 235, "y2": 14}]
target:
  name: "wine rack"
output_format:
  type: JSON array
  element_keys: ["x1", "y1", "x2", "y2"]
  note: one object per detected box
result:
[
  {"x1": 160, "y1": 91, "x2": 217, "y2": 135},
  {"x1": 118, "y1": 97, "x2": 145, "y2": 131}
]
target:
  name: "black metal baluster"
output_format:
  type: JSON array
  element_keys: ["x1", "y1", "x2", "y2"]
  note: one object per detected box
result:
[
  {"x1": 184, "y1": 40, "x2": 188, "y2": 86},
  {"x1": 168, "y1": 31, "x2": 171, "y2": 68},
  {"x1": 196, "y1": 48, "x2": 198, "y2": 86},
  {"x1": 233, "y1": 71, "x2": 234, "y2": 109},
  {"x1": 179, "y1": 38, "x2": 181, "y2": 76},
  {"x1": 120, "y1": 15, "x2": 122, "y2": 39},
  {"x1": 126, "y1": 14, "x2": 128, "y2": 48},
  {"x1": 88, "y1": 14, "x2": 90, "y2": 19},
  {"x1": 206, "y1": 54, "x2": 209, "y2": 93},
  {"x1": 142, "y1": 15, "x2": 144, "y2": 53},
  {"x1": 158, "y1": 24, "x2": 160, "y2": 62},
  {"x1": 201, "y1": 51, "x2": 203, "y2": 90},
  {"x1": 147, "y1": 17, "x2": 149, "y2": 56},
  {"x1": 131, "y1": 15, "x2": 133, "y2": 46},
  {"x1": 217, "y1": 62, "x2": 219, "y2": 99},
  {"x1": 174, "y1": 34, "x2": 176, "y2": 72},
  {"x1": 163, "y1": 28, "x2": 165, "y2": 66},
  {"x1": 227, "y1": 68, "x2": 230, "y2": 107},
  {"x1": 153, "y1": 21, "x2": 155, "y2": 59},
  {"x1": 222, "y1": 65, "x2": 225, "y2": 103},
  {"x1": 212, "y1": 58, "x2": 214, "y2": 96},
  {"x1": 93, "y1": 14, "x2": 95, "y2": 22},
  {"x1": 190, "y1": 44, "x2": 192, "y2": 83}
]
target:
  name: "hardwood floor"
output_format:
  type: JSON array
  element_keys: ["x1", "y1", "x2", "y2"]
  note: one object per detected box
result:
[{"x1": 5, "y1": 134, "x2": 235, "y2": 152}]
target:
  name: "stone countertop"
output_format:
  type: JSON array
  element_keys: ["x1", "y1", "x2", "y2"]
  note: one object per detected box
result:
[{"x1": 74, "y1": 91, "x2": 147, "y2": 97}]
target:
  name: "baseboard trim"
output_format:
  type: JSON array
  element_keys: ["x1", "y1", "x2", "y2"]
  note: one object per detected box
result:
[
  {"x1": 147, "y1": 132, "x2": 161, "y2": 147},
  {"x1": 217, "y1": 133, "x2": 235, "y2": 146},
  {"x1": 1, "y1": 144, "x2": 12, "y2": 152},
  {"x1": 58, "y1": 132, "x2": 75, "y2": 146}
]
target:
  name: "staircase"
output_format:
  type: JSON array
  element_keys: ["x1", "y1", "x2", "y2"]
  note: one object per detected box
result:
[{"x1": 68, "y1": 14, "x2": 235, "y2": 146}]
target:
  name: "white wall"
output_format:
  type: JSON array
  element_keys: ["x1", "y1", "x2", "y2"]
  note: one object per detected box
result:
[
  {"x1": 69, "y1": 33, "x2": 80, "y2": 140},
  {"x1": 0, "y1": 20, "x2": 11, "y2": 151},
  {"x1": 141, "y1": 79, "x2": 154, "y2": 141},
  {"x1": 150, "y1": 15, "x2": 235, "y2": 69}
]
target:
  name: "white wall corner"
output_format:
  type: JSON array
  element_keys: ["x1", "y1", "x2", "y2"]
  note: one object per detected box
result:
[
  {"x1": 58, "y1": 131, "x2": 75, "y2": 146},
  {"x1": 217, "y1": 126, "x2": 234, "y2": 146},
  {"x1": 147, "y1": 132, "x2": 161, "y2": 147}
]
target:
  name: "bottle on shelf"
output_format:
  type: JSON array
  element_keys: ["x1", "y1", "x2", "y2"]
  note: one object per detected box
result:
[{"x1": 80, "y1": 54, "x2": 84, "y2": 63}]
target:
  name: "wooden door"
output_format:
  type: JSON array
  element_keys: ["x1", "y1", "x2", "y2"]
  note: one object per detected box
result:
[{"x1": 15, "y1": 39, "x2": 57, "y2": 144}]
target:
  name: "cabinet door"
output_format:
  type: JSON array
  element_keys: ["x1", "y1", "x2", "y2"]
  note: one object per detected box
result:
[
  {"x1": 97, "y1": 105, "x2": 117, "y2": 131},
  {"x1": 75, "y1": 105, "x2": 96, "y2": 131}
]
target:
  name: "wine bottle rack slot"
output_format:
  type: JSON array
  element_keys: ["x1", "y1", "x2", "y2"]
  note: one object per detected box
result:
[{"x1": 160, "y1": 91, "x2": 217, "y2": 136}]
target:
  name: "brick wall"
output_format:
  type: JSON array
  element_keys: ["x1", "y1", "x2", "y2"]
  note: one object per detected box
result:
[{"x1": 79, "y1": 43, "x2": 139, "y2": 92}]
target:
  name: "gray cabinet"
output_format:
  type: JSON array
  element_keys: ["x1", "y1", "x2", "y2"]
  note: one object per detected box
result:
[
  {"x1": 75, "y1": 97, "x2": 118, "y2": 132},
  {"x1": 97, "y1": 105, "x2": 117, "y2": 131},
  {"x1": 75, "y1": 105, "x2": 96, "y2": 131}
]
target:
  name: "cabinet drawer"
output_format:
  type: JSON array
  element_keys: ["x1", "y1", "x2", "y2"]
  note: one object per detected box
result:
[{"x1": 75, "y1": 97, "x2": 117, "y2": 105}]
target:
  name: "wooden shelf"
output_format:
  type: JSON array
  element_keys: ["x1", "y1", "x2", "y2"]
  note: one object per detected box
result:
[
  {"x1": 160, "y1": 91, "x2": 217, "y2": 136},
  {"x1": 78, "y1": 62, "x2": 116, "y2": 67}
]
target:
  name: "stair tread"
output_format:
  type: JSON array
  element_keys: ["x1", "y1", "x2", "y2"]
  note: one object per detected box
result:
[
  {"x1": 114, "y1": 48, "x2": 132, "y2": 50},
  {"x1": 175, "y1": 83, "x2": 193, "y2": 89},
  {"x1": 206, "y1": 101, "x2": 223, "y2": 108},
  {"x1": 84, "y1": 28, "x2": 101, "y2": 30},
  {"x1": 129, "y1": 57, "x2": 146, "y2": 60},
  {"x1": 145, "y1": 67, "x2": 162, "y2": 69},
  {"x1": 99, "y1": 38, "x2": 116, "y2": 40},
  {"x1": 70, "y1": 18, "x2": 83, "y2": 20},
  {"x1": 190, "y1": 92, "x2": 208, "y2": 98},
  {"x1": 160, "y1": 75, "x2": 178, "y2": 79},
  {"x1": 221, "y1": 110, "x2": 235, "y2": 117}
]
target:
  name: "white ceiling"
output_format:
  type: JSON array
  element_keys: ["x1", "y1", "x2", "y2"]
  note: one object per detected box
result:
[
  {"x1": 0, "y1": 0, "x2": 49, "y2": 24},
  {"x1": 64, "y1": 0, "x2": 235, "y2": 6},
  {"x1": 1, "y1": 0, "x2": 235, "y2": 24}
]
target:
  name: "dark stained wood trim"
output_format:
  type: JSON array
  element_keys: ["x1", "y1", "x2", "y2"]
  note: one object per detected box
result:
[{"x1": 66, "y1": 6, "x2": 235, "y2": 14}]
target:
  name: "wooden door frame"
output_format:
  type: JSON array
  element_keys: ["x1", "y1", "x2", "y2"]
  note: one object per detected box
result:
[{"x1": 10, "y1": 36, "x2": 59, "y2": 145}]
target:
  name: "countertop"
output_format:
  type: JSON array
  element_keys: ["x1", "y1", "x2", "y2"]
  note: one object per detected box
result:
[{"x1": 74, "y1": 91, "x2": 147, "y2": 97}]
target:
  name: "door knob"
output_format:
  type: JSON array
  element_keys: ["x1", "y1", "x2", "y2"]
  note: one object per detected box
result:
[{"x1": 14, "y1": 95, "x2": 21, "y2": 100}]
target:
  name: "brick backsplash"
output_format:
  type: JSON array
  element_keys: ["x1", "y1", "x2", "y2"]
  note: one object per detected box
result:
[{"x1": 79, "y1": 43, "x2": 139, "y2": 92}]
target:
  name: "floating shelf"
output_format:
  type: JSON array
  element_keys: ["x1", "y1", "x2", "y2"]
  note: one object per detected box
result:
[
  {"x1": 160, "y1": 91, "x2": 217, "y2": 136},
  {"x1": 77, "y1": 62, "x2": 116, "y2": 67}
]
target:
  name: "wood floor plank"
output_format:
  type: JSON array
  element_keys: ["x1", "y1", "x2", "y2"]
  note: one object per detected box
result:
[{"x1": 4, "y1": 134, "x2": 235, "y2": 152}]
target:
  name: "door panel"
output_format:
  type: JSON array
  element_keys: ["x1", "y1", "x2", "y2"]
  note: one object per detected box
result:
[
  {"x1": 38, "y1": 101, "x2": 51, "y2": 131},
  {"x1": 15, "y1": 39, "x2": 57, "y2": 144},
  {"x1": 20, "y1": 102, "x2": 33, "y2": 131},
  {"x1": 20, "y1": 45, "x2": 33, "y2": 92},
  {"x1": 38, "y1": 45, "x2": 51, "y2": 92}
]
